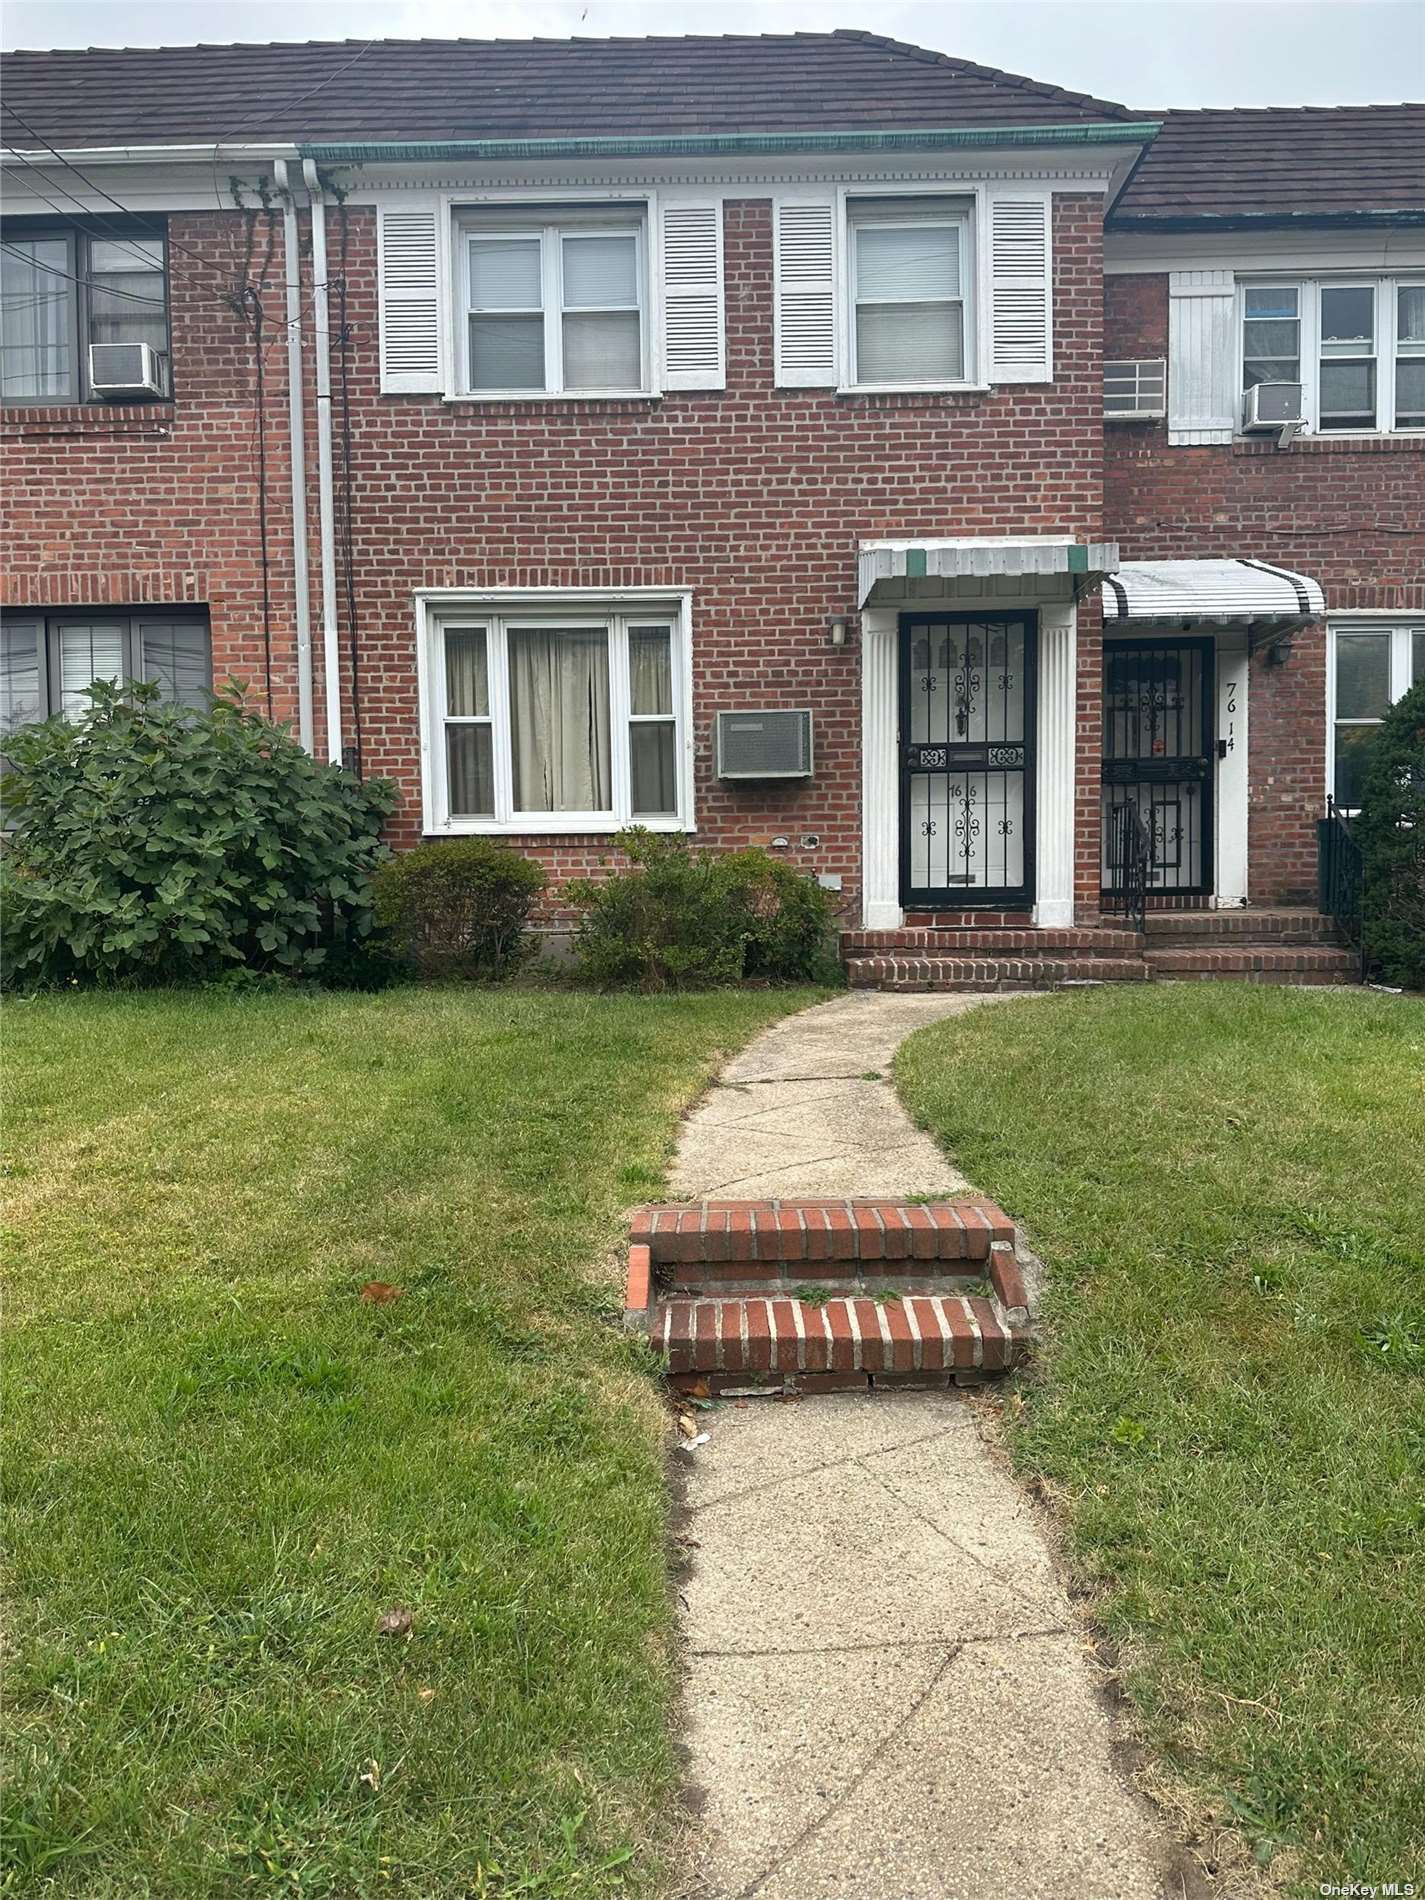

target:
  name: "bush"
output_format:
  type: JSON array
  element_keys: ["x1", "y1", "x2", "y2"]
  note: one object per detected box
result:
[
  {"x1": 371, "y1": 838, "x2": 545, "y2": 981},
  {"x1": 1356, "y1": 675, "x2": 1425, "y2": 989},
  {"x1": 567, "y1": 829, "x2": 841, "y2": 990},
  {"x1": 0, "y1": 682, "x2": 395, "y2": 989}
]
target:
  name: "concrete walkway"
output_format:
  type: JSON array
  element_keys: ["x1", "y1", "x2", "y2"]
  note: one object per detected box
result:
[{"x1": 674, "y1": 992, "x2": 1182, "y2": 1899}]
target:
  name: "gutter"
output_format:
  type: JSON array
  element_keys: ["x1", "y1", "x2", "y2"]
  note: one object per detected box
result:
[
  {"x1": 298, "y1": 120, "x2": 1161, "y2": 164},
  {"x1": 274, "y1": 161, "x2": 314, "y2": 753},
  {"x1": 303, "y1": 157, "x2": 344, "y2": 767}
]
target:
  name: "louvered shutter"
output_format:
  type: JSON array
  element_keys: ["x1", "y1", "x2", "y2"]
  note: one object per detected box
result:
[
  {"x1": 1167, "y1": 270, "x2": 1237, "y2": 444},
  {"x1": 774, "y1": 197, "x2": 838, "y2": 388},
  {"x1": 987, "y1": 191, "x2": 1052, "y2": 383},
  {"x1": 378, "y1": 199, "x2": 444, "y2": 395},
  {"x1": 659, "y1": 200, "x2": 724, "y2": 391}
]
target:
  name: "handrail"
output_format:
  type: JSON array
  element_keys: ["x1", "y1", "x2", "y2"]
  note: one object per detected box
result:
[
  {"x1": 1104, "y1": 801, "x2": 1151, "y2": 934},
  {"x1": 1317, "y1": 796, "x2": 1367, "y2": 981}
]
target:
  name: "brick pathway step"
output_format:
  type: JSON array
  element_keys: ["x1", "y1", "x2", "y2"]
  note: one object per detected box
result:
[
  {"x1": 842, "y1": 926, "x2": 1144, "y2": 956},
  {"x1": 630, "y1": 1196, "x2": 1014, "y2": 1265},
  {"x1": 1144, "y1": 944, "x2": 1357, "y2": 981},
  {"x1": 1142, "y1": 907, "x2": 1340, "y2": 946},
  {"x1": 846, "y1": 954, "x2": 1150, "y2": 992}
]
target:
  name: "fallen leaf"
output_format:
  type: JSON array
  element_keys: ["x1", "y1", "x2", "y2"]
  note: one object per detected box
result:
[
  {"x1": 376, "y1": 1608, "x2": 413, "y2": 1637},
  {"x1": 417, "y1": 1686, "x2": 436, "y2": 1704},
  {"x1": 360, "y1": 1281, "x2": 404, "y2": 1304},
  {"x1": 685, "y1": 1378, "x2": 710, "y2": 1399},
  {"x1": 359, "y1": 1758, "x2": 381, "y2": 1791},
  {"x1": 677, "y1": 1414, "x2": 699, "y2": 1438}
]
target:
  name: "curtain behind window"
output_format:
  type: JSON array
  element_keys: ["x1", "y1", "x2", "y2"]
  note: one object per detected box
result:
[
  {"x1": 509, "y1": 628, "x2": 611, "y2": 811},
  {"x1": 1, "y1": 237, "x2": 73, "y2": 399}
]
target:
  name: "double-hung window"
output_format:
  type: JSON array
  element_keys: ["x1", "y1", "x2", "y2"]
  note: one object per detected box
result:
[
  {"x1": 0, "y1": 223, "x2": 169, "y2": 402},
  {"x1": 460, "y1": 205, "x2": 648, "y2": 396},
  {"x1": 1329, "y1": 623, "x2": 1424, "y2": 809},
  {"x1": 1239, "y1": 277, "x2": 1425, "y2": 434},
  {"x1": 0, "y1": 611, "x2": 211, "y2": 738},
  {"x1": 848, "y1": 196, "x2": 972, "y2": 388},
  {"x1": 424, "y1": 599, "x2": 690, "y2": 833}
]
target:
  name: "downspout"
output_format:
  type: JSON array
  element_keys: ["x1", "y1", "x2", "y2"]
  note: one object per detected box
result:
[
  {"x1": 303, "y1": 157, "x2": 343, "y2": 765},
  {"x1": 274, "y1": 159, "x2": 313, "y2": 752}
]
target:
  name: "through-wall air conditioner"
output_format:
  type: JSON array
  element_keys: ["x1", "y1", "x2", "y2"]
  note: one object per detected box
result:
[
  {"x1": 716, "y1": 709, "x2": 814, "y2": 780},
  {"x1": 88, "y1": 342, "x2": 164, "y2": 398},
  {"x1": 1103, "y1": 357, "x2": 1166, "y2": 419},
  {"x1": 1241, "y1": 381, "x2": 1302, "y2": 430}
]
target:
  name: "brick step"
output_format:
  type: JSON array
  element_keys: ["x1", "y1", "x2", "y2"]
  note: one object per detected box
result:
[
  {"x1": 903, "y1": 910, "x2": 1030, "y2": 928},
  {"x1": 1144, "y1": 944, "x2": 1357, "y2": 980},
  {"x1": 842, "y1": 927, "x2": 1143, "y2": 956},
  {"x1": 656, "y1": 1291, "x2": 1021, "y2": 1382},
  {"x1": 629, "y1": 1197, "x2": 1014, "y2": 1267},
  {"x1": 846, "y1": 955, "x2": 1150, "y2": 992},
  {"x1": 1143, "y1": 907, "x2": 1338, "y2": 945}
]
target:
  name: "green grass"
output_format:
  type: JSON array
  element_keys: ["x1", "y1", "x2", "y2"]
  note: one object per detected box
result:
[
  {"x1": 1, "y1": 985, "x2": 814, "y2": 1897},
  {"x1": 897, "y1": 986, "x2": 1425, "y2": 1892}
]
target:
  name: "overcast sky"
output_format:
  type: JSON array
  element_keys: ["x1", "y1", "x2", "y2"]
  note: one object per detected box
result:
[{"x1": 2, "y1": 0, "x2": 1421, "y2": 109}]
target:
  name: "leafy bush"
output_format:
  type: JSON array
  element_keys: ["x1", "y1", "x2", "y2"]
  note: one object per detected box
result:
[
  {"x1": 371, "y1": 838, "x2": 545, "y2": 981},
  {"x1": 567, "y1": 829, "x2": 841, "y2": 989},
  {"x1": 1356, "y1": 675, "x2": 1425, "y2": 988},
  {"x1": 1, "y1": 682, "x2": 395, "y2": 989}
]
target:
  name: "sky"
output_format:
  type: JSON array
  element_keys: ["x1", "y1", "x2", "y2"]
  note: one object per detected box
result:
[{"x1": 1, "y1": 0, "x2": 1422, "y2": 109}]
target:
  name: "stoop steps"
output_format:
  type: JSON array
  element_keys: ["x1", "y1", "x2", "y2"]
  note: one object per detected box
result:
[{"x1": 623, "y1": 1198, "x2": 1033, "y2": 1394}]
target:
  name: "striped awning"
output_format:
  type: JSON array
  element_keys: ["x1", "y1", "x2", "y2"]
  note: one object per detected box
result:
[
  {"x1": 1101, "y1": 559, "x2": 1325, "y2": 629},
  {"x1": 858, "y1": 536, "x2": 1120, "y2": 607}
]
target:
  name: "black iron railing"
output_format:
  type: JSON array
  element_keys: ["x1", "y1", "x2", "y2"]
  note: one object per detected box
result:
[
  {"x1": 1317, "y1": 796, "x2": 1366, "y2": 980},
  {"x1": 1104, "y1": 801, "x2": 1152, "y2": 933}
]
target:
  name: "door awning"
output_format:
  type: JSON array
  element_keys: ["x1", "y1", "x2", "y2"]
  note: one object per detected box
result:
[
  {"x1": 858, "y1": 536, "x2": 1120, "y2": 608},
  {"x1": 1101, "y1": 559, "x2": 1325, "y2": 630}
]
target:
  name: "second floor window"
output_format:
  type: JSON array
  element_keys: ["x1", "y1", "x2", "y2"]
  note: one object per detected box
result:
[
  {"x1": 0, "y1": 225, "x2": 169, "y2": 403},
  {"x1": 848, "y1": 196, "x2": 972, "y2": 388},
  {"x1": 459, "y1": 207, "x2": 647, "y2": 396},
  {"x1": 1241, "y1": 277, "x2": 1424, "y2": 434}
]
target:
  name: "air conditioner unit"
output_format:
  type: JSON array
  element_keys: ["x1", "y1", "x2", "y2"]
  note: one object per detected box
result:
[
  {"x1": 1242, "y1": 381, "x2": 1302, "y2": 430},
  {"x1": 88, "y1": 342, "x2": 164, "y2": 398},
  {"x1": 716, "y1": 709, "x2": 814, "y2": 780},
  {"x1": 1103, "y1": 357, "x2": 1166, "y2": 420}
]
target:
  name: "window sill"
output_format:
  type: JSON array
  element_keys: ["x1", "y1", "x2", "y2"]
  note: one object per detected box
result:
[
  {"x1": 836, "y1": 381, "x2": 991, "y2": 398},
  {"x1": 426, "y1": 815, "x2": 692, "y2": 837},
  {"x1": 441, "y1": 389, "x2": 661, "y2": 407},
  {"x1": 1232, "y1": 430, "x2": 1425, "y2": 453},
  {"x1": 2, "y1": 399, "x2": 174, "y2": 429}
]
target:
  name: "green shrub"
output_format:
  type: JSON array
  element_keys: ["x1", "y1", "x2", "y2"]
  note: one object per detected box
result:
[
  {"x1": 0, "y1": 682, "x2": 395, "y2": 989},
  {"x1": 567, "y1": 829, "x2": 841, "y2": 990},
  {"x1": 1356, "y1": 675, "x2": 1425, "y2": 989},
  {"x1": 371, "y1": 838, "x2": 545, "y2": 981}
]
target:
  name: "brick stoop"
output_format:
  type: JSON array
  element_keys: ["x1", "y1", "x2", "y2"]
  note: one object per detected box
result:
[{"x1": 624, "y1": 1198, "x2": 1033, "y2": 1394}]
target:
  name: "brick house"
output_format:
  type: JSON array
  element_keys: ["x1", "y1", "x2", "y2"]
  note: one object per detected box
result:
[{"x1": 2, "y1": 33, "x2": 1421, "y2": 984}]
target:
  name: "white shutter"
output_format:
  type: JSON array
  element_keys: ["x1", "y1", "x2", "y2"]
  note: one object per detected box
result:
[
  {"x1": 378, "y1": 199, "x2": 444, "y2": 395},
  {"x1": 659, "y1": 200, "x2": 724, "y2": 391},
  {"x1": 1168, "y1": 270, "x2": 1237, "y2": 444},
  {"x1": 774, "y1": 197, "x2": 838, "y2": 388},
  {"x1": 987, "y1": 191, "x2": 1052, "y2": 383}
]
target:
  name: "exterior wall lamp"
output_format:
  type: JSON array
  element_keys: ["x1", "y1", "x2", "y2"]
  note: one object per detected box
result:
[{"x1": 826, "y1": 613, "x2": 855, "y2": 647}]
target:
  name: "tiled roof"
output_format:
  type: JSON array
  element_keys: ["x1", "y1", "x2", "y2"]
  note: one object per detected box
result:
[
  {"x1": 1111, "y1": 104, "x2": 1425, "y2": 224},
  {"x1": 0, "y1": 30, "x2": 1137, "y2": 149}
]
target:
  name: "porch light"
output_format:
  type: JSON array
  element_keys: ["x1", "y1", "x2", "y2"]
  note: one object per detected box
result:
[{"x1": 827, "y1": 613, "x2": 854, "y2": 647}]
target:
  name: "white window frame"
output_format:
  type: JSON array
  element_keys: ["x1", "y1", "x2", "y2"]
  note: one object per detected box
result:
[
  {"x1": 456, "y1": 208, "x2": 651, "y2": 400},
  {"x1": 1326, "y1": 617, "x2": 1424, "y2": 811},
  {"x1": 1237, "y1": 275, "x2": 1425, "y2": 436},
  {"x1": 416, "y1": 588, "x2": 694, "y2": 836},
  {"x1": 837, "y1": 185, "x2": 983, "y2": 394}
]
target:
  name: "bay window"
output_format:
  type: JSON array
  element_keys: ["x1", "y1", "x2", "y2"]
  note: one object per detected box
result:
[
  {"x1": 1, "y1": 224, "x2": 169, "y2": 403},
  {"x1": 848, "y1": 196, "x2": 972, "y2": 388},
  {"x1": 423, "y1": 598, "x2": 690, "y2": 833},
  {"x1": 460, "y1": 206, "x2": 647, "y2": 396},
  {"x1": 1240, "y1": 276, "x2": 1425, "y2": 434},
  {"x1": 1329, "y1": 623, "x2": 1423, "y2": 810}
]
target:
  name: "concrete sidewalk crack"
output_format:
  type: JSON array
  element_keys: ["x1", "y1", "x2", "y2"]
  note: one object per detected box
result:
[
  {"x1": 690, "y1": 1626, "x2": 1068, "y2": 1659},
  {"x1": 733, "y1": 1641, "x2": 965, "y2": 1899},
  {"x1": 692, "y1": 1426, "x2": 970, "y2": 1511}
]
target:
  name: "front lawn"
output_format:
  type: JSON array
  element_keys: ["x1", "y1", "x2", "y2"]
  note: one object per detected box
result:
[
  {"x1": 2, "y1": 986, "x2": 812, "y2": 1897},
  {"x1": 897, "y1": 986, "x2": 1425, "y2": 1892}
]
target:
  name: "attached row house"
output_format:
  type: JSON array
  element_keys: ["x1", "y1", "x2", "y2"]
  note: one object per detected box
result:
[{"x1": 2, "y1": 33, "x2": 1421, "y2": 984}]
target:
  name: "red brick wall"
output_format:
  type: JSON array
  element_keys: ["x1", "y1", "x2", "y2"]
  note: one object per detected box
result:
[
  {"x1": 1103, "y1": 272, "x2": 1425, "y2": 902},
  {"x1": 3, "y1": 193, "x2": 1108, "y2": 923}
]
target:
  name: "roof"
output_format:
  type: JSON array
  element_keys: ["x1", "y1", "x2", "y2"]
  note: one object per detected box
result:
[
  {"x1": 1111, "y1": 104, "x2": 1425, "y2": 225},
  {"x1": 859, "y1": 537, "x2": 1119, "y2": 607},
  {"x1": 1102, "y1": 560, "x2": 1326, "y2": 629},
  {"x1": 0, "y1": 30, "x2": 1138, "y2": 151}
]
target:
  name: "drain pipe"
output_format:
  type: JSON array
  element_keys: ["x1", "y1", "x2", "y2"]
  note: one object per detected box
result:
[
  {"x1": 303, "y1": 157, "x2": 343, "y2": 765},
  {"x1": 274, "y1": 160, "x2": 313, "y2": 752}
]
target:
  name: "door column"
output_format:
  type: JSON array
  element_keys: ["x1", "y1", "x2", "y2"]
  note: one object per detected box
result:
[
  {"x1": 861, "y1": 607, "x2": 901, "y2": 928},
  {"x1": 1034, "y1": 601, "x2": 1077, "y2": 928}
]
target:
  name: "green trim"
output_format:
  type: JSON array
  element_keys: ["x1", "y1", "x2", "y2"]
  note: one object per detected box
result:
[
  {"x1": 299, "y1": 121, "x2": 1160, "y2": 164},
  {"x1": 1067, "y1": 545, "x2": 1089, "y2": 574},
  {"x1": 904, "y1": 549, "x2": 928, "y2": 579}
]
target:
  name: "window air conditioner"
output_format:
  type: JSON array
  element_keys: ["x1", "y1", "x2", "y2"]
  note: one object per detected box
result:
[
  {"x1": 1242, "y1": 381, "x2": 1303, "y2": 430},
  {"x1": 89, "y1": 342, "x2": 164, "y2": 398},
  {"x1": 716, "y1": 709, "x2": 814, "y2": 779}
]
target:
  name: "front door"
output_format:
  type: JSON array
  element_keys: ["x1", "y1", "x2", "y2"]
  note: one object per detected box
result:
[
  {"x1": 899, "y1": 612, "x2": 1036, "y2": 910},
  {"x1": 1101, "y1": 638, "x2": 1215, "y2": 897}
]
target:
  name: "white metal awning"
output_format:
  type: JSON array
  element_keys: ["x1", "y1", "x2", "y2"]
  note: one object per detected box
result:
[
  {"x1": 1101, "y1": 559, "x2": 1325, "y2": 630},
  {"x1": 858, "y1": 536, "x2": 1120, "y2": 608}
]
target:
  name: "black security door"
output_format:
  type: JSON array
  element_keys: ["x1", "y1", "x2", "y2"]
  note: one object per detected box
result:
[
  {"x1": 898, "y1": 612, "x2": 1036, "y2": 910},
  {"x1": 1101, "y1": 638, "x2": 1215, "y2": 897}
]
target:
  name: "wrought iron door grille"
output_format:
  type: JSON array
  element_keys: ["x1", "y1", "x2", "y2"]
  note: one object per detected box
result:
[
  {"x1": 899, "y1": 613, "x2": 1036, "y2": 909},
  {"x1": 1101, "y1": 638, "x2": 1214, "y2": 899}
]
